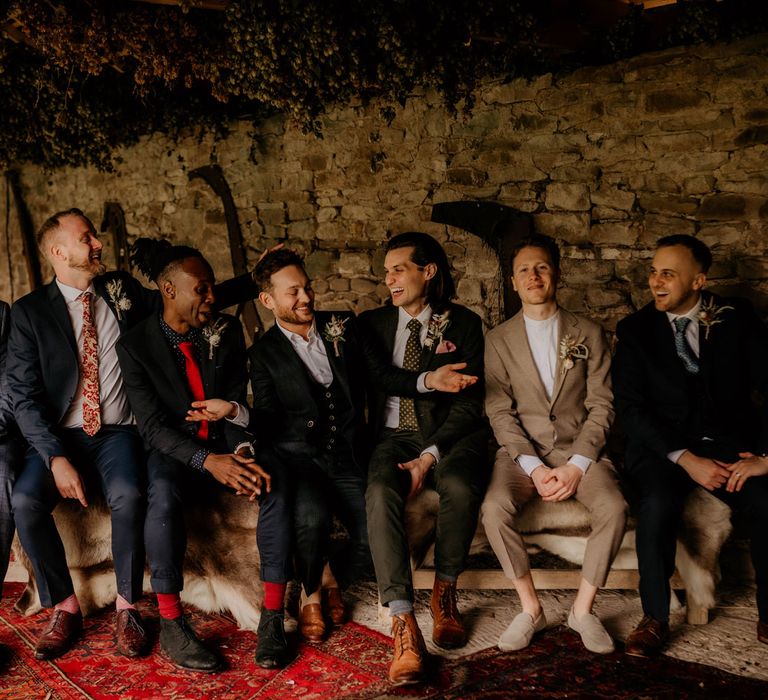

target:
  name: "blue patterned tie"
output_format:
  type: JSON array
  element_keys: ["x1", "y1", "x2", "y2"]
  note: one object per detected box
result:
[{"x1": 673, "y1": 317, "x2": 699, "y2": 375}]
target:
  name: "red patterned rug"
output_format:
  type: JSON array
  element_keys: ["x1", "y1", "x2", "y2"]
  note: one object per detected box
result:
[{"x1": 1, "y1": 582, "x2": 767, "y2": 699}]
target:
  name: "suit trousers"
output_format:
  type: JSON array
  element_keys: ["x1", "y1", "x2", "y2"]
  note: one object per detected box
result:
[
  {"x1": 12, "y1": 426, "x2": 145, "y2": 607},
  {"x1": 366, "y1": 427, "x2": 489, "y2": 606},
  {"x1": 626, "y1": 442, "x2": 768, "y2": 623},
  {"x1": 481, "y1": 448, "x2": 628, "y2": 587},
  {"x1": 145, "y1": 445, "x2": 292, "y2": 593},
  {"x1": 0, "y1": 436, "x2": 22, "y2": 595}
]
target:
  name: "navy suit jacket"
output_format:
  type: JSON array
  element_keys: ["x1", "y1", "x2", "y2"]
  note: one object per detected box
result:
[{"x1": 0, "y1": 301, "x2": 12, "y2": 441}]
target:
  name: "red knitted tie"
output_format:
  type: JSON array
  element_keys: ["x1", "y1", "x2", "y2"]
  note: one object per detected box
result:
[
  {"x1": 178, "y1": 340, "x2": 208, "y2": 440},
  {"x1": 79, "y1": 292, "x2": 101, "y2": 436}
]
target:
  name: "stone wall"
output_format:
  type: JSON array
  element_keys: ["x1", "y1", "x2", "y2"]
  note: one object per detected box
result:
[{"x1": 2, "y1": 34, "x2": 768, "y2": 333}]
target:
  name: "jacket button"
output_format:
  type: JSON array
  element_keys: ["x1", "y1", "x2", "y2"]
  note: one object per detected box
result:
[
  {"x1": 329, "y1": 415, "x2": 335, "y2": 421},
  {"x1": 331, "y1": 426, "x2": 337, "y2": 432},
  {"x1": 549, "y1": 414, "x2": 556, "y2": 422},
  {"x1": 307, "y1": 420, "x2": 315, "y2": 428},
  {"x1": 328, "y1": 403, "x2": 334, "y2": 410},
  {"x1": 325, "y1": 392, "x2": 332, "y2": 398}
]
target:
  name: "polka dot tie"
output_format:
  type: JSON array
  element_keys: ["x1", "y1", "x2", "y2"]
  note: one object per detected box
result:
[
  {"x1": 79, "y1": 292, "x2": 101, "y2": 436},
  {"x1": 398, "y1": 317, "x2": 422, "y2": 431},
  {"x1": 673, "y1": 316, "x2": 699, "y2": 375}
]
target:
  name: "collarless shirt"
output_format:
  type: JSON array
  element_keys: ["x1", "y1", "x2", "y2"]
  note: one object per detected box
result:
[
  {"x1": 277, "y1": 319, "x2": 334, "y2": 388},
  {"x1": 57, "y1": 278, "x2": 133, "y2": 428}
]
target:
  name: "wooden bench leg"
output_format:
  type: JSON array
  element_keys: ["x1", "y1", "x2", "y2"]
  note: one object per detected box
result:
[{"x1": 686, "y1": 597, "x2": 709, "y2": 625}]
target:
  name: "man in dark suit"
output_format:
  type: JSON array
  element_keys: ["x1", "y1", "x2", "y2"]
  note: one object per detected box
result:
[
  {"x1": 359, "y1": 232, "x2": 488, "y2": 686},
  {"x1": 613, "y1": 234, "x2": 768, "y2": 657},
  {"x1": 245, "y1": 249, "x2": 474, "y2": 654},
  {"x1": 117, "y1": 239, "x2": 272, "y2": 672},
  {"x1": 6, "y1": 208, "x2": 259, "y2": 661}
]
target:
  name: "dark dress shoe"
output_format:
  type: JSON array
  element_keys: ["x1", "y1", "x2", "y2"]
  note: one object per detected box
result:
[
  {"x1": 115, "y1": 609, "x2": 150, "y2": 657},
  {"x1": 758, "y1": 620, "x2": 768, "y2": 645},
  {"x1": 256, "y1": 609, "x2": 291, "y2": 669},
  {"x1": 34, "y1": 609, "x2": 83, "y2": 660},
  {"x1": 322, "y1": 588, "x2": 346, "y2": 626},
  {"x1": 625, "y1": 615, "x2": 670, "y2": 658},
  {"x1": 159, "y1": 616, "x2": 223, "y2": 673},
  {"x1": 430, "y1": 578, "x2": 467, "y2": 649},
  {"x1": 299, "y1": 603, "x2": 326, "y2": 643}
]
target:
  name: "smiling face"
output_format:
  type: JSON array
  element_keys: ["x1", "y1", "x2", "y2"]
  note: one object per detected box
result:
[
  {"x1": 259, "y1": 264, "x2": 315, "y2": 334},
  {"x1": 511, "y1": 245, "x2": 559, "y2": 315},
  {"x1": 649, "y1": 244, "x2": 705, "y2": 315},
  {"x1": 163, "y1": 256, "x2": 216, "y2": 332},
  {"x1": 47, "y1": 214, "x2": 105, "y2": 285},
  {"x1": 383, "y1": 246, "x2": 435, "y2": 317}
]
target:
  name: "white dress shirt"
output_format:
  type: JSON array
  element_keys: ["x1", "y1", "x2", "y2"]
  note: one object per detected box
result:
[{"x1": 277, "y1": 319, "x2": 334, "y2": 387}]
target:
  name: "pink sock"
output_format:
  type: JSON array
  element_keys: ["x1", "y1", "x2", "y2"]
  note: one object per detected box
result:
[
  {"x1": 54, "y1": 594, "x2": 81, "y2": 615},
  {"x1": 116, "y1": 595, "x2": 136, "y2": 611}
]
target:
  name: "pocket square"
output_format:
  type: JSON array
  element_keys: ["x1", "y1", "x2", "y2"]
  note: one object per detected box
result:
[{"x1": 436, "y1": 340, "x2": 456, "y2": 354}]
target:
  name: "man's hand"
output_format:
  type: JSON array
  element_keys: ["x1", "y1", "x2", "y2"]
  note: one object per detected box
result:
[
  {"x1": 203, "y1": 453, "x2": 272, "y2": 501},
  {"x1": 542, "y1": 463, "x2": 584, "y2": 502},
  {"x1": 530, "y1": 465, "x2": 559, "y2": 499},
  {"x1": 425, "y1": 363, "x2": 478, "y2": 393},
  {"x1": 187, "y1": 398, "x2": 237, "y2": 422},
  {"x1": 725, "y1": 451, "x2": 768, "y2": 493},
  {"x1": 677, "y1": 450, "x2": 731, "y2": 491},
  {"x1": 51, "y1": 456, "x2": 88, "y2": 507},
  {"x1": 398, "y1": 453, "x2": 435, "y2": 499}
]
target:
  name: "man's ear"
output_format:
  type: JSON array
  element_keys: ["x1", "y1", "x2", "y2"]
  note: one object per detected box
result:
[
  {"x1": 693, "y1": 272, "x2": 707, "y2": 291},
  {"x1": 259, "y1": 290, "x2": 274, "y2": 310},
  {"x1": 423, "y1": 262, "x2": 437, "y2": 281},
  {"x1": 160, "y1": 279, "x2": 175, "y2": 300}
]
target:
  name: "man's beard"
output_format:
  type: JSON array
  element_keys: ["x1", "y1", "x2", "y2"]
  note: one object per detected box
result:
[{"x1": 70, "y1": 258, "x2": 106, "y2": 277}]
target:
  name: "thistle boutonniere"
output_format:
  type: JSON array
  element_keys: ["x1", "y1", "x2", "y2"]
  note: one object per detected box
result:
[
  {"x1": 322, "y1": 314, "x2": 348, "y2": 357},
  {"x1": 698, "y1": 297, "x2": 734, "y2": 341},
  {"x1": 202, "y1": 317, "x2": 228, "y2": 359},
  {"x1": 559, "y1": 334, "x2": 589, "y2": 374},
  {"x1": 424, "y1": 310, "x2": 451, "y2": 349},
  {"x1": 104, "y1": 279, "x2": 132, "y2": 321}
]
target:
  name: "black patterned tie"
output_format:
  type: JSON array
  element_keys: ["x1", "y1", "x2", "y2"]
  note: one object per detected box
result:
[
  {"x1": 673, "y1": 317, "x2": 699, "y2": 374},
  {"x1": 398, "y1": 318, "x2": 422, "y2": 431}
]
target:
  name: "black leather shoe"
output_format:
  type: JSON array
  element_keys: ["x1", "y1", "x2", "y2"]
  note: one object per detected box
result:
[
  {"x1": 159, "y1": 616, "x2": 223, "y2": 673},
  {"x1": 256, "y1": 609, "x2": 291, "y2": 669}
]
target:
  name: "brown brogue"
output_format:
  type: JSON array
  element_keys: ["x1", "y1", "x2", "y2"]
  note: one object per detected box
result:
[
  {"x1": 624, "y1": 615, "x2": 669, "y2": 658},
  {"x1": 322, "y1": 587, "x2": 346, "y2": 626},
  {"x1": 299, "y1": 603, "x2": 326, "y2": 643},
  {"x1": 430, "y1": 578, "x2": 467, "y2": 649},
  {"x1": 758, "y1": 620, "x2": 768, "y2": 645},
  {"x1": 115, "y1": 609, "x2": 149, "y2": 657},
  {"x1": 389, "y1": 612, "x2": 426, "y2": 686},
  {"x1": 34, "y1": 609, "x2": 83, "y2": 660}
]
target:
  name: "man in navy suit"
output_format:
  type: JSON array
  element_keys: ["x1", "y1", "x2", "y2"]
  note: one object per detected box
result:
[{"x1": 613, "y1": 234, "x2": 768, "y2": 657}]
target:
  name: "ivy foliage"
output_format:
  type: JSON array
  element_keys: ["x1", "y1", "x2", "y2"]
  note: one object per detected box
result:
[{"x1": 0, "y1": 0, "x2": 767, "y2": 171}]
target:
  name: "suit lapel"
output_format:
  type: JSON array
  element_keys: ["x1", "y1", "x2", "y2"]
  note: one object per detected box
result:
[
  {"x1": 146, "y1": 317, "x2": 191, "y2": 401},
  {"x1": 504, "y1": 312, "x2": 551, "y2": 408},
  {"x1": 419, "y1": 312, "x2": 439, "y2": 370},
  {"x1": 316, "y1": 313, "x2": 352, "y2": 402},
  {"x1": 550, "y1": 309, "x2": 577, "y2": 407},
  {"x1": 380, "y1": 305, "x2": 399, "y2": 358},
  {"x1": 47, "y1": 281, "x2": 79, "y2": 359},
  {"x1": 93, "y1": 276, "x2": 129, "y2": 334},
  {"x1": 200, "y1": 337, "x2": 217, "y2": 399}
]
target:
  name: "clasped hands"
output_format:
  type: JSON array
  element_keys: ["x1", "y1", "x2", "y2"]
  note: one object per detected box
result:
[
  {"x1": 678, "y1": 450, "x2": 768, "y2": 493},
  {"x1": 531, "y1": 463, "x2": 583, "y2": 502}
]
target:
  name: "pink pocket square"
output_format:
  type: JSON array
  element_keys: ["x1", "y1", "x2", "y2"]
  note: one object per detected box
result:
[{"x1": 436, "y1": 340, "x2": 457, "y2": 354}]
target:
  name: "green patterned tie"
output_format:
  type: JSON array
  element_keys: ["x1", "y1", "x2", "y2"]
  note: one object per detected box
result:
[{"x1": 398, "y1": 317, "x2": 423, "y2": 431}]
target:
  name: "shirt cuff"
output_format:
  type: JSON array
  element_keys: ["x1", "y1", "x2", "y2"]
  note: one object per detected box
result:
[
  {"x1": 190, "y1": 448, "x2": 210, "y2": 473},
  {"x1": 668, "y1": 449, "x2": 686, "y2": 464},
  {"x1": 516, "y1": 454, "x2": 545, "y2": 477},
  {"x1": 226, "y1": 401, "x2": 250, "y2": 428},
  {"x1": 420, "y1": 445, "x2": 440, "y2": 465},
  {"x1": 417, "y1": 372, "x2": 434, "y2": 393},
  {"x1": 569, "y1": 454, "x2": 592, "y2": 473}
]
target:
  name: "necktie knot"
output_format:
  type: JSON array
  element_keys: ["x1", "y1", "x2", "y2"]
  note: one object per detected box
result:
[
  {"x1": 407, "y1": 318, "x2": 422, "y2": 335},
  {"x1": 673, "y1": 316, "x2": 691, "y2": 334},
  {"x1": 178, "y1": 340, "x2": 194, "y2": 358}
]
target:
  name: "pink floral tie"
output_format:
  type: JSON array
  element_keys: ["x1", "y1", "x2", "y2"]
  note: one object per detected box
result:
[{"x1": 79, "y1": 292, "x2": 101, "y2": 436}]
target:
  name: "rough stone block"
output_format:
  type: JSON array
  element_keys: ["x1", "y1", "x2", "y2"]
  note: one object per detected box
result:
[
  {"x1": 545, "y1": 183, "x2": 590, "y2": 212},
  {"x1": 338, "y1": 252, "x2": 372, "y2": 276},
  {"x1": 350, "y1": 278, "x2": 378, "y2": 294},
  {"x1": 736, "y1": 258, "x2": 768, "y2": 280},
  {"x1": 591, "y1": 186, "x2": 636, "y2": 212},
  {"x1": 329, "y1": 277, "x2": 350, "y2": 292},
  {"x1": 456, "y1": 278, "x2": 483, "y2": 305},
  {"x1": 591, "y1": 222, "x2": 641, "y2": 246},
  {"x1": 534, "y1": 212, "x2": 591, "y2": 244},
  {"x1": 645, "y1": 89, "x2": 708, "y2": 114},
  {"x1": 697, "y1": 194, "x2": 746, "y2": 220},
  {"x1": 305, "y1": 251, "x2": 335, "y2": 278}
]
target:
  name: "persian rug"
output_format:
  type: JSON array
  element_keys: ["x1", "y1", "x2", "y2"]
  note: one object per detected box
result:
[{"x1": 1, "y1": 582, "x2": 767, "y2": 699}]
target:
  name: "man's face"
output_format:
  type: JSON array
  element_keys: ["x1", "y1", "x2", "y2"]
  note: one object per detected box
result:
[
  {"x1": 169, "y1": 257, "x2": 216, "y2": 329},
  {"x1": 52, "y1": 214, "x2": 105, "y2": 278},
  {"x1": 649, "y1": 245, "x2": 705, "y2": 314},
  {"x1": 261, "y1": 264, "x2": 314, "y2": 327},
  {"x1": 383, "y1": 246, "x2": 433, "y2": 310},
  {"x1": 511, "y1": 246, "x2": 558, "y2": 306}
]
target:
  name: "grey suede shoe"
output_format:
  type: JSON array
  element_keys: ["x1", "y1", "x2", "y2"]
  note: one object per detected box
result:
[
  {"x1": 567, "y1": 607, "x2": 615, "y2": 654},
  {"x1": 498, "y1": 611, "x2": 547, "y2": 651}
]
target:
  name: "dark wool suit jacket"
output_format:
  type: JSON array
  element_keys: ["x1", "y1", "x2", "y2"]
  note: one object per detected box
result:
[
  {"x1": 116, "y1": 313, "x2": 250, "y2": 465},
  {"x1": 358, "y1": 302, "x2": 486, "y2": 456},
  {"x1": 248, "y1": 311, "x2": 420, "y2": 463},
  {"x1": 612, "y1": 290, "x2": 768, "y2": 471},
  {"x1": 0, "y1": 301, "x2": 11, "y2": 441}
]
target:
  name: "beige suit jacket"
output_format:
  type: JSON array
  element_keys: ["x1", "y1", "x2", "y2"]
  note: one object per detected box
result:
[{"x1": 484, "y1": 308, "x2": 614, "y2": 467}]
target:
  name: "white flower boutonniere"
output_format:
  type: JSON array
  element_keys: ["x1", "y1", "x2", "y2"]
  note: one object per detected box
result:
[
  {"x1": 322, "y1": 314, "x2": 349, "y2": 357},
  {"x1": 698, "y1": 297, "x2": 734, "y2": 341},
  {"x1": 202, "y1": 317, "x2": 228, "y2": 360},
  {"x1": 105, "y1": 279, "x2": 132, "y2": 321},
  {"x1": 559, "y1": 334, "x2": 589, "y2": 374},
  {"x1": 424, "y1": 310, "x2": 451, "y2": 349}
]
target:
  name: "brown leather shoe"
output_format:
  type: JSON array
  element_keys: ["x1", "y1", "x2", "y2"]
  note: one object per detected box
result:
[
  {"x1": 430, "y1": 578, "x2": 467, "y2": 649},
  {"x1": 758, "y1": 620, "x2": 768, "y2": 645},
  {"x1": 322, "y1": 588, "x2": 346, "y2": 626},
  {"x1": 299, "y1": 603, "x2": 326, "y2": 643},
  {"x1": 115, "y1": 609, "x2": 149, "y2": 657},
  {"x1": 34, "y1": 609, "x2": 83, "y2": 660},
  {"x1": 389, "y1": 612, "x2": 426, "y2": 686},
  {"x1": 625, "y1": 615, "x2": 669, "y2": 658}
]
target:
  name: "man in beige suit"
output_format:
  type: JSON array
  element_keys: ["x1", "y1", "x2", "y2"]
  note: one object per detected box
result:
[{"x1": 481, "y1": 234, "x2": 627, "y2": 654}]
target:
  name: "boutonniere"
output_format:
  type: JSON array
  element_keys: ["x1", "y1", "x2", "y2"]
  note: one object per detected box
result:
[
  {"x1": 698, "y1": 297, "x2": 734, "y2": 341},
  {"x1": 322, "y1": 314, "x2": 348, "y2": 357},
  {"x1": 559, "y1": 334, "x2": 589, "y2": 373},
  {"x1": 104, "y1": 279, "x2": 132, "y2": 321},
  {"x1": 202, "y1": 317, "x2": 228, "y2": 359},
  {"x1": 424, "y1": 310, "x2": 451, "y2": 349}
]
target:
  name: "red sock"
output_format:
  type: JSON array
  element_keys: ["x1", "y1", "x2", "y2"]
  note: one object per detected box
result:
[
  {"x1": 156, "y1": 593, "x2": 183, "y2": 620},
  {"x1": 263, "y1": 582, "x2": 286, "y2": 611}
]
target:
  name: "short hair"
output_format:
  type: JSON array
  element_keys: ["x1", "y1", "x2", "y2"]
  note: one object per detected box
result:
[
  {"x1": 129, "y1": 237, "x2": 211, "y2": 284},
  {"x1": 385, "y1": 232, "x2": 455, "y2": 311},
  {"x1": 36, "y1": 207, "x2": 91, "y2": 252},
  {"x1": 509, "y1": 234, "x2": 561, "y2": 273},
  {"x1": 656, "y1": 234, "x2": 712, "y2": 273},
  {"x1": 252, "y1": 248, "x2": 305, "y2": 293}
]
